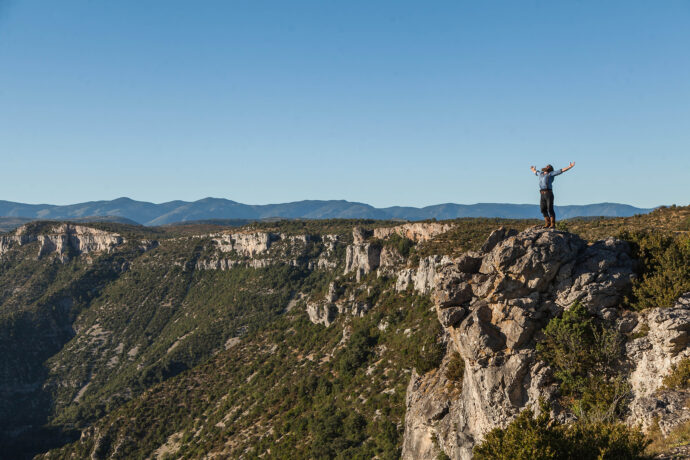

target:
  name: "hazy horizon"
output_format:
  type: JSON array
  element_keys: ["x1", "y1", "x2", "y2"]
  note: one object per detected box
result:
[
  {"x1": 0, "y1": 195, "x2": 663, "y2": 209},
  {"x1": 1, "y1": 1, "x2": 688, "y2": 209}
]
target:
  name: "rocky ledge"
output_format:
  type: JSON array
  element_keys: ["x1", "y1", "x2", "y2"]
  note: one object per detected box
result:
[
  {"x1": 0, "y1": 223, "x2": 125, "y2": 261},
  {"x1": 401, "y1": 227, "x2": 689, "y2": 460}
]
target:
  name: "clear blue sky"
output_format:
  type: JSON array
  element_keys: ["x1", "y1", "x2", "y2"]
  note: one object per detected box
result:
[{"x1": 1, "y1": 1, "x2": 688, "y2": 208}]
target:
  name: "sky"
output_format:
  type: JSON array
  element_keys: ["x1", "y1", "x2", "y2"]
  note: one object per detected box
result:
[{"x1": 0, "y1": 1, "x2": 688, "y2": 208}]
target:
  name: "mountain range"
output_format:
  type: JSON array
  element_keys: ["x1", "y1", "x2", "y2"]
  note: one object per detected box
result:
[{"x1": 0, "y1": 197, "x2": 654, "y2": 227}]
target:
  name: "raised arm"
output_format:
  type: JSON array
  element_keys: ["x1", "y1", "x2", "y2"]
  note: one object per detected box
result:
[
  {"x1": 561, "y1": 161, "x2": 575, "y2": 173},
  {"x1": 530, "y1": 165, "x2": 538, "y2": 174}
]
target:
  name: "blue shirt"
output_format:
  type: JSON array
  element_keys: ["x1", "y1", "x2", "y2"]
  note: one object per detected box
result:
[{"x1": 536, "y1": 170, "x2": 562, "y2": 190}]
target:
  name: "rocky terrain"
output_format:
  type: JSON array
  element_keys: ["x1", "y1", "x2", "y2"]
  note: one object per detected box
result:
[
  {"x1": 0, "y1": 207, "x2": 688, "y2": 459},
  {"x1": 400, "y1": 227, "x2": 689, "y2": 459}
]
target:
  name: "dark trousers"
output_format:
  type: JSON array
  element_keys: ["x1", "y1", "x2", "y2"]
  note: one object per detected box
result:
[{"x1": 540, "y1": 190, "x2": 555, "y2": 218}]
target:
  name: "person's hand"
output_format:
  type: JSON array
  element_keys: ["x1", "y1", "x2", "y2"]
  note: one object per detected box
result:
[{"x1": 569, "y1": 162, "x2": 575, "y2": 168}]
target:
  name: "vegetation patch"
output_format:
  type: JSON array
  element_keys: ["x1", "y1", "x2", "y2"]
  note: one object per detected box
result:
[
  {"x1": 662, "y1": 358, "x2": 690, "y2": 390},
  {"x1": 537, "y1": 302, "x2": 628, "y2": 422},
  {"x1": 620, "y1": 231, "x2": 690, "y2": 310},
  {"x1": 473, "y1": 403, "x2": 650, "y2": 460},
  {"x1": 444, "y1": 352, "x2": 465, "y2": 386}
]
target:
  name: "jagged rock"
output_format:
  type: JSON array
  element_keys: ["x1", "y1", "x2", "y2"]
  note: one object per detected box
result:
[
  {"x1": 402, "y1": 228, "x2": 639, "y2": 460},
  {"x1": 195, "y1": 258, "x2": 239, "y2": 271},
  {"x1": 629, "y1": 390, "x2": 690, "y2": 436},
  {"x1": 555, "y1": 237, "x2": 635, "y2": 313},
  {"x1": 455, "y1": 252, "x2": 482, "y2": 274},
  {"x1": 352, "y1": 227, "x2": 373, "y2": 244},
  {"x1": 373, "y1": 222, "x2": 454, "y2": 242},
  {"x1": 213, "y1": 232, "x2": 280, "y2": 256},
  {"x1": 438, "y1": 307, "x2": 466, "y2": 328},
  {"x1": 345, "y1": 244, "x2": 381, "y2": 281},
  {"x1": 0, "y1": 224, "x2": 125, "y2": 261},
  {"x1": 401, "y1": 364, "x2": 454, "y2": 460},
  {"x1": 394, "y1": 255, "x2": 452, "y2": 294},
  {"x1": 325, "y1": 282, "x2": 340, "y2": 303},
  {"x1": 396, "y1": 269, "x2": 414, "y2": 292},
  {"x1": 306, "y1": 302, "x2": 337, "y2": 327},
  {"x1": 414, "y1": 256, "x2": 452, "y2": 293},
  {"x1": 626, "y1": 294, "x2": 690, "y2": 432},
  {"x1": 434, "y1": 268, "x2": 473, "y2": 308},
  {"x1": 344, "y1": 228, "x2": 381, "y2": 281},
  {"x1": 379, "y1": 246, "x2": 404, "y2": 268},
  {"x1": 480, "y1": 227, "x2": 518, "y2": 253}
]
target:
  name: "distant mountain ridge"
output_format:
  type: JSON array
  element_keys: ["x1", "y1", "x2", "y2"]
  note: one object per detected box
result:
[{"x1": 0, "y1": 197, "x2": 654, "y2": 227}]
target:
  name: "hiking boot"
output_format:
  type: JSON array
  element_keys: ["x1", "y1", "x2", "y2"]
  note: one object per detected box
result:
[
  {"x1": 543, "y1": 217, "x2": 550, "y2": 228},
  {"x1": 549, "y1": 217, "x2": 556, "y2": 228}
]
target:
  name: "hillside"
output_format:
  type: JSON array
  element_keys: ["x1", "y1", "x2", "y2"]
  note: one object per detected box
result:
[
  {"x1": 0, "y1": 207, "x2": 688, "y2": 459},
  {"x1": 0, "y1": 197, "x2": 655, "y2": 226}
]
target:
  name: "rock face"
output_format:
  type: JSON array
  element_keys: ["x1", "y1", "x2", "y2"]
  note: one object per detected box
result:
[
  {"x1": 401, "y1": 227, "x2": 638, "y2": 460},
  {"x1": 306, "y1": 283, "x2": 371, "y2": 327},
  {"x1": 212, "y1": 232, "x2": 280, "y2": 256},
  {"x1": 196, "y1": 232, "x2": 338, "y2": 271},
  {"x1": 0, "y1": 224, "x2": 124, "y2": 261},
  {"x1": 373, "y1": 222, "x2": 454, "y2": 242},
  {"x1": 626, "y1": 293, "x2": 690, "y2": 435},
  {"x1": 344, "y1": 228, "x2": 381, "y2": 281}
]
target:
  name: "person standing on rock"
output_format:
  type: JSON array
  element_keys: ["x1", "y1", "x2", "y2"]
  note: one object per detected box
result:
[{"x1": 530, "y1": 162, "x2": 575, "y2": 228}]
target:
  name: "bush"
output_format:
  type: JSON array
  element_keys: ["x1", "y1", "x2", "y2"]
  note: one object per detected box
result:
[
  {"x1": 444, "y1": 352, "x2": 465, "y2": 384},
  {"x1": 537, "y1": 303, "x2": 628, "y2": 421},
  {"x1": 662, "y1": 358, "x2": 690, "y2": 390},
  {"x1": 413, "y1": 334, "x2": 445, "y2": 375},
  {"x1": 339, "y1": 327, "x2": 377, "y2": 377},
  {"x1": 473, "y1": 404, "x2": 650, "y2": 460},
  {"x1": 621, "y1": 231, "x2": 690, "y2": 310},
  {"x1": 383, "y1": 234, "x2": 415, "y2": 258}
]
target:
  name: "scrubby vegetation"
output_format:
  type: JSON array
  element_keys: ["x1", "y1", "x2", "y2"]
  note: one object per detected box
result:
[
  {"x1": 622, "y1": 231, "x2": 690, "y2": 310},
  {"x1": 473, "y1": 403, "x2": 650, "y2": 460},
  {"x1": 662, "y1": 358, "x2": 690, "y2": 390},
  {"x1": 445, "y1": 351, "x2": 465, "y2": 385},
  {"x1": 537, "y1": 302, "x2": 628, "y2": 422},
  {"x1": 41, "y1": 290, "x2": 438, "y2": 459}
]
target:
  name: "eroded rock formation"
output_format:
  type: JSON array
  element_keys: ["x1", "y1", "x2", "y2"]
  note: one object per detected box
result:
[
  {"x1": 402, "y1": 227, "x2": 640, "y2": 460},
  {"x1": 0, "y1": 224, "x2": 124, "y2": 261}
]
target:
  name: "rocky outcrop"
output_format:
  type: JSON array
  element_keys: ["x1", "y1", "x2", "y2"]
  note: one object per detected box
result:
[
  {"x1": 197, "y1": 233, "x2": 340, "y2": 271},
  {"x1": 396, "y1": 254, "x2": 470, "y2": 295},
  {"x1": 0, "y1": 224, "x2": 124, "y2": 261},
  {"x1": 344, "y1": 228, "x2": 381, "y2": 281},
  {"x1": 306, "y1": 282, "x2": 372, "y2": 327},
  {"x1": 212, "y1": 232, "x2": 280, "y2": 256},
  {"x1": 402, "y1": 227, "x2": 637, "y2": 460},
  {"x1": 373, "y1": 222, "x2": 454, "y2": 242},
  {"x1": 626, "y1": 293, "x2": 690, "y2": 435}
]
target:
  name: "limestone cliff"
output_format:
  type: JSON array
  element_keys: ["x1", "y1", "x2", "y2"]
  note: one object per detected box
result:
[
  {"x1": 195, "y1": 232, "x2": 339, "y2": 271},
  {"x1": 400, "y1": 227, "x2": 689, "y2": 459},
  {"x1": 0, "y1": 223, "x2": 124, "y2": 261},
  {"x1": 373, "y1": 222, "x2": 454, "y2": 242}
]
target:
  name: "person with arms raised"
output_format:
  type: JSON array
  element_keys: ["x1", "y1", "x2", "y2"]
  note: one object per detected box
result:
[{"x1": 530, "y1": 162, "x2": 575, "y2": 228}]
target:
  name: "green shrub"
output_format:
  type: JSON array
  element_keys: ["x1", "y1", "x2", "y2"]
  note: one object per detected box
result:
[
  {"x1": 413, "y1": 334, "x2": 445, "y2": 375},
  {"x1": 473, "y1": 404, "x2": 650, "y2": 460},
  {"x1": 662, "y1": 358, "x2": 690, "y2": 390},
  {"x1": 621, "y1": 231, "x2": 690, "y2": 310},
  {"x1": 537, "y1": 303, "x2": 628, "y2": 421},
  {"x1": 444, "y1": 352, "x2": 465, "y2": 385},
  {"x1": 339, "y1": 327, "x2": 377, "y2": 377},
  {"x1": 383, "y1": 233, "x2": 415, "y2": 258}
]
